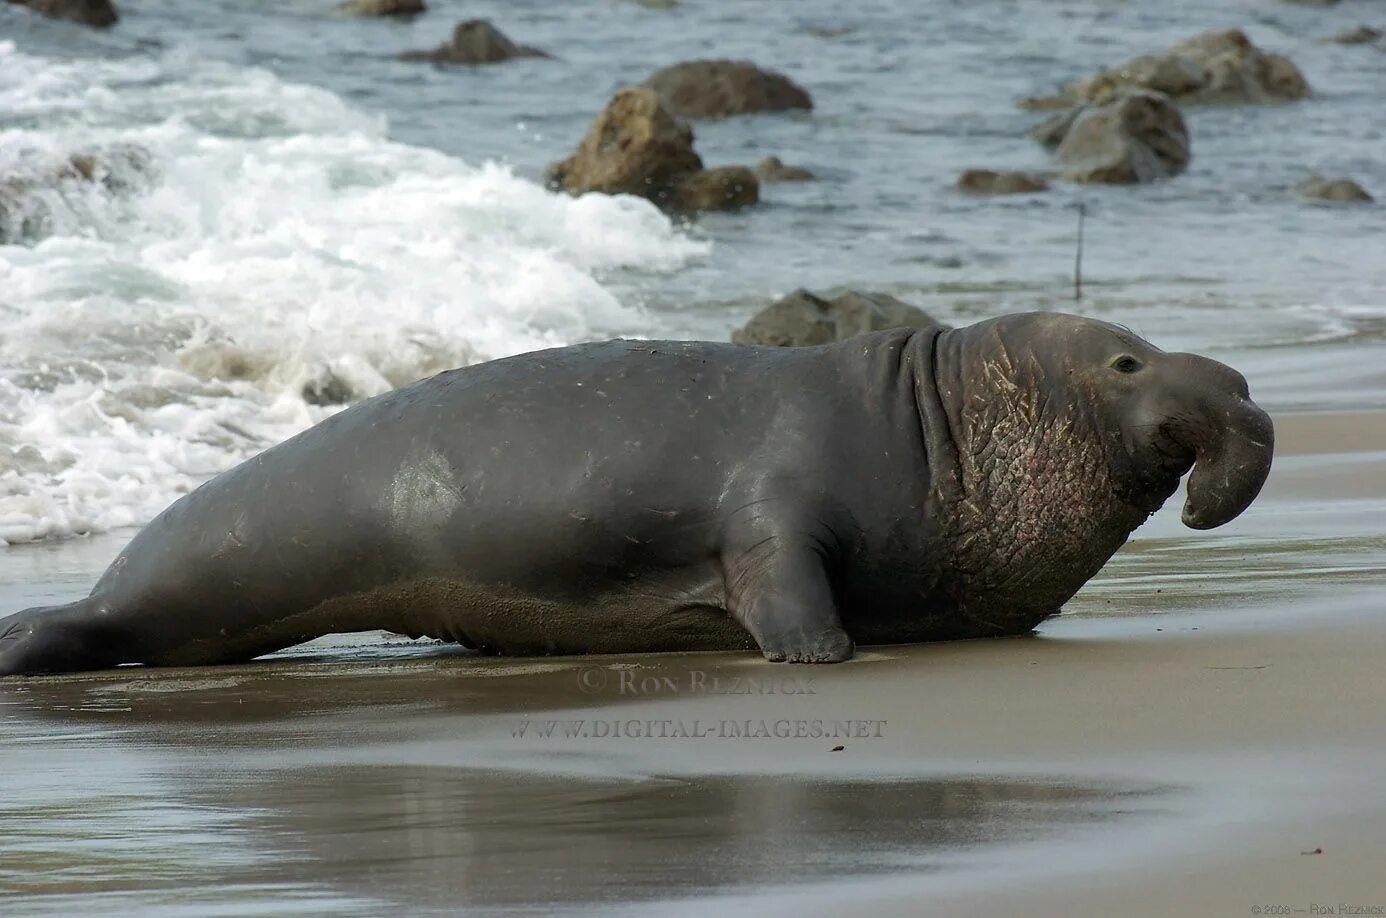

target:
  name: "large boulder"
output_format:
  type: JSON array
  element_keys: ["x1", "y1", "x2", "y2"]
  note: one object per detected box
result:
[
  {"x1": 339, "y1": 0, "x2": 424, "y2": 15},
  {"x1": 1035, "y1": 29, "x2": 1308, "y2": 108},
  {"x1": 643, "y1": 59, "x2": 812, "y2": 118},
  {"x1": 400, "y1": 20, "x2": 547, "y2": 64},
  {"x1": 733, "y1": 289, "x2": 944, "y2": 347},
  {"x1": 545, "y1": 87, "x2": 758, "y2": 212},
  {"x1": 1, "y1": 144, "x2": 154, "y2": 244},
  {"x1": 5, "y1": 0, "x2": 117, "y2": 27},
  {"x1": 1049, "y1": 90, "x2": 1190, "y2": 184}
]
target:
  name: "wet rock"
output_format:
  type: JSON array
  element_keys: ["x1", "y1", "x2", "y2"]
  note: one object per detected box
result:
[
  {"x1": 544, "y1": 88, "x2": 701, "y2": 202},
  {"x1": 671, "y1": 166, "x2": 759, "y2": 211},
  {"x1": 339, "y1": 0, "x2": 424, "y2": 15},
  {"x1": 1052, "y1": 28, "x2": 1308, "y2": 107},
  {"x1": 1, "y1": 144, "x2": 155, "y2": 244},
  {"x1": 302, "y1": 372, "x2": 357, "y2": 406},
  {"x1": 733, "y1": 289, "x2": 944, "y2": 347},
  {"x1": 1322, "y1": 25, "x2": 1384, "y2": 46},
  {"x1": 957, "y1": 169, "x2": 1049, "y2": 194},
  {"x1": 1018, "y1": 95, "x2": 1075, "y2": 111},
  {"x1": 1297, "y1": 175, "x2": 1373, "y2": 202},
  {"x1": 755, "y1": 156, "x2": 816, "y2": 182},
  {"x1": 643, "y1": 59, "x2": 812, "y2": 118},
  {"x1": 62, "y1": 145, "x2": 155, "y2": 192},
  {"x1": 1053, "y1": 90, "x2": 1190, "y2": 184},
  {"x1": 5, "y1": 0, "x2": 117, "y2": 27},
  {"x1": 400, "y1": 19, "x2": 547, "y2": 64},
  {"x1": 545, "y1": 87, "x2": 758, "y2": 212}
]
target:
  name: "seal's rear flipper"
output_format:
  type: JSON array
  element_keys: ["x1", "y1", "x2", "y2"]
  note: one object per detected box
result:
[{"x1": 0, "y1": 601, "x2": 122, "y2": 677}]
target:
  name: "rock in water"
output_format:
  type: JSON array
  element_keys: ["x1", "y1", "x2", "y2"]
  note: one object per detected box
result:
[
  {"x1": 1054, "y1": 91, "x2": 1190, "y2": 184},
  {"x1": 400, "y1": 19, "x2": 547, "y2": 64},
  {"x1": 5, "y1": 0, "x2": 117, "y2": 27},
  {"x1": 339, "y1": 0, "x2": 424, "y2": 15},
  {"x1": 643, "y1": 59, "x2": 812, "y2": 118},
  {"x1": 545, "y1": 88, "x2": 702, "y2": 201},
  {"x1": 1297, "y1": 175, "x2": 1374, "y2": 202},
  {"x1": 672, "y1": 166, "x2": 759, "y2": 211},
  {"x1": 545, "y1": 87, "x2": 758, "y2": 212},
  {"x1": 0, "y1": 144, "x2": 155, "y2": 244},
  {"x1": 957, "y1": 169, "x2": 1049, "y2": 194},
  {"x1": 733, "y1": 289, "x2": 943, "y2": 347},
  {"x1": 1049, "y1": 28, "x2": 1308, "y2": 107},
  {"x1": 755, "y1": 156, "x2": 817, "y2": 182},
  {"x1": 1322, "y1": 25, "x2": 1384, "y2": 46}
]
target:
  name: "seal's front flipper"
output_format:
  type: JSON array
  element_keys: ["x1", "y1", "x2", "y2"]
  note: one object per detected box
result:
[
  {"x1": 0, "y1": 601, "x2": 121, "y2": 677},
  {"x1": 722, "y1": 532, "x2": 853, "y2": 664}
]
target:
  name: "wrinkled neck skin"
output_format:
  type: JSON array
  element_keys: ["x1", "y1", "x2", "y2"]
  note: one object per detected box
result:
[{"x1": 922, "y1": 325, "x2": 1156, "y2": 630}]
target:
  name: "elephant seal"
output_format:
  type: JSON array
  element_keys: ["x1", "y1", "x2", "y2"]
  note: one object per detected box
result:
[{"x1": 0, "y1": 312, "x2": 1274, "y2": 676}]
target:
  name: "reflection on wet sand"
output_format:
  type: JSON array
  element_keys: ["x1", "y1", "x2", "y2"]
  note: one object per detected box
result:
[
  {"x1": 0, "y1": 652, "x2": 1170, "y2": 914},
  {"x1": 201, "y1": 769, "x2": 1152, "y2": 911},
  {"x1": 0, "y1": 754, "x2": 1156, "y2": 913}
]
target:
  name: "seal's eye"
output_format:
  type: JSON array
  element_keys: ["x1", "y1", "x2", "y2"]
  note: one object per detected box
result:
[{"x1": 1111, "y1": 355, "x2": 1142, "y2": 374}]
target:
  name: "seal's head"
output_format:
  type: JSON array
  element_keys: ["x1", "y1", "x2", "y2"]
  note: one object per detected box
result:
[{"x1": 949, "y1": 312, "x2": 1274, "y2": 530}]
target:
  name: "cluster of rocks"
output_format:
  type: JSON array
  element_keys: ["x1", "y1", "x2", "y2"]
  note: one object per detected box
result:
[
  {"x1": 958, "y1": 27, "x2": 1372, "y2": 202},
  {"x1": 1032, "y1": 89, "x2": 1191, "y2": 184},
  {"x1": 1025, "y1": 28, "x2": 1308, "y2": 109},
  {"x1": 543, "y1": 88, "x2": 758, "y2": 213},
  {"x1": 0, "y1": 145, "x2": 154, "y2": 244},
  {"x1": 544, "y1": 59, "x2": 818, "y2": 213},
  {"x1": 732, "y1": 289, "x2": 942, "y2": 347},
  {"x1": 999, "y1": 29, "x2": 1298, "y2": 188},
  {"x1": 10, "y1": 2, "x2": 1372, "y2": 253}
]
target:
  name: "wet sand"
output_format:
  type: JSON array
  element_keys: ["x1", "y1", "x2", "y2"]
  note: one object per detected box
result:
[{"x1": 2, "y1": 410, "x2": 1385, "y2": 915}]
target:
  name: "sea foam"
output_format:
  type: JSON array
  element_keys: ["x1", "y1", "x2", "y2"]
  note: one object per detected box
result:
[{"x1": 0, "y1": 42, "x2": 709, "y2": 544}]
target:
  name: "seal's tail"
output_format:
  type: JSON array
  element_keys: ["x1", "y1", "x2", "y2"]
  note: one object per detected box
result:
[{"x1": 0, "y1": 600, "x2": 113, "y2": 677}]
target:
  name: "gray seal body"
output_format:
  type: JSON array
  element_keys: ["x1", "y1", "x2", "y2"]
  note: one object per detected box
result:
[{"x1": 0, "y1": 313, "x2": 1274, "y2": 675}]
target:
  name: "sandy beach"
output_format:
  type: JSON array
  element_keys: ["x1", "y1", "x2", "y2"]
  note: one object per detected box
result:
[{"x1": 2, "y1": 408, "x2": 1383, "y2": 915}]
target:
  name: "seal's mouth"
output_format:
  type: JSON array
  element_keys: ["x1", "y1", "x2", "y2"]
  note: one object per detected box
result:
[
  {"x1": 1155, "y1": 432, "x2": 1197, "y2": 479},
  {"x1": 1113, "y1": 424, "x2": 1193, "y2": 514}
]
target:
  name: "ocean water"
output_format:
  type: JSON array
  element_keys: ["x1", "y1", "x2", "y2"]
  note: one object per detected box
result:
[{"x1": 1, "y1": 0, "x2": 1384, "y2": 545}]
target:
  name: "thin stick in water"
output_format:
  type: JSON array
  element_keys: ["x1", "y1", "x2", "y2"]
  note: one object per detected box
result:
[{"x1": 1074, "y1": 201, "x2": 1086, "y2": 302}]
